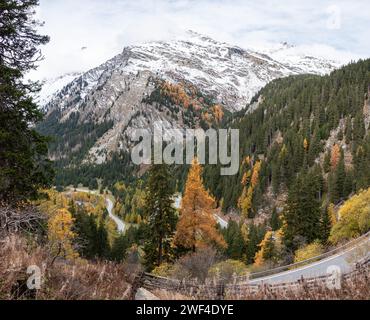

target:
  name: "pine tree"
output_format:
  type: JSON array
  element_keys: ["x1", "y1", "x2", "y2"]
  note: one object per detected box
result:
[
  {"x1": 283, "y1": 170, "x2": 322, "y2": 250},
  {"x1": 307, "y1": 133, "x2": 320, "y2": 166},
  {"x1": 345, "y1": 117, "x2": 353, "y2": 145},
  {"x1": 174, "y1": 158, "x2": 226, "y2": 252},
  {"x1": 143, "y1": 164, "x2": 177, "y2": 270},
  {"x1": 96, "y1": 221, "x2": 110, "y2": 259},
  {"x1": 331, "y1": 151, "x2": 346, "y2": 203},
  {"x1": 244, "y1": 223, "x2": 266, "y2": 264},
  {"x1": 254, "y1": 230, "x2": 283, "y2": 266},
  {"x1": 353, "y1": 113, "x2": 365, "y2": 145},
  {"x1": 110, "y1": 233, "x2": 128, "y2": 262},
  {"x1": 0, "y1": 0, "x2": 53, "y2": 203},
  {"x1": 323, "y1": 150, "x2": 331, "y2": 173},
  {"x1": 320, "y1": 207, "x2": 332, "y2": 244},
  {"x1": 222, "y1": 221, "x2": 246, "y2": 260},
  {"x1": 270, "y1": 207, "x2": 281, "y2": 231}
]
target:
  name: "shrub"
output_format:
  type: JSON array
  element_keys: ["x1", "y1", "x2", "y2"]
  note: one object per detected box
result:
[
  {"x1": 329, "y1": 188, "x2": 370, "y2": 244},
  {"x1": 294, "y1": 240, "x2": 324, "y2": 263},
  {"x1": 152, "y1": 263, "x2": 175, "y2": 277},
  {"x1": 172, "y1": 247, "x2": 221, "y2": 282},
  {"x1": 208, "y1": 259, "x2": 249, "y2": 282}
]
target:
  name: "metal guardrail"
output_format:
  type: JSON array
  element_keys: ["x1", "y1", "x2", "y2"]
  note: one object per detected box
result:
[
  {"x1": 138, "y1": 231, "x2": 370, "y2": 298},
  {"x1": 143, "y1": 231, "x2": 370, "y2": 285},
  {"x1": 139, "y1": 259, "x2": 369, "y2": 299},
  {"x1": 242, "y1": 231, "x2": 370, "y2": 281}
]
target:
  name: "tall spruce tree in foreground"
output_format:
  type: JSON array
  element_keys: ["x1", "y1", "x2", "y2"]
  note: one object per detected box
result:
[
  {"x1": 143, "y1": 164, "x2": 177, "y2": 271},
  {"x1": 0, "y1": 0, "x2": 53, "y2": 203},
  {"x1": 283, "y1": 170, "x2": 322, "y2": 250}
]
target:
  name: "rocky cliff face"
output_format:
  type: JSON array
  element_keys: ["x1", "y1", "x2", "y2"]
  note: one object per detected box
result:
[{"x1": 39, "y1": 31, "x2": 340, "y2": 165}]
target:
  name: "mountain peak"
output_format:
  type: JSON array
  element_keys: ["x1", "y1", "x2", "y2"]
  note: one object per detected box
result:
[
  {"x1": 40, "y1": 33, "x2": 340, "y2": 114},
  {"x1": 39, "y1": 32, "x2": 342, "y2": 165},
  {"x1": 183, "y1": 30, "x2": 222, "y2": 44}
]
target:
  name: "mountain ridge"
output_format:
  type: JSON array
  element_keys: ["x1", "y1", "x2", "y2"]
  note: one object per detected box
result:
[{"x1": 38, "y1": 31, "x2": 342, "y2": 166}]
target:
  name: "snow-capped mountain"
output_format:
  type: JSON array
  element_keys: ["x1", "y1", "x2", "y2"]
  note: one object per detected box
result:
[
  {"x1": 42, "y1": 31, "x2": 339, "y2": 113},
  {"x1": 37, "y1": 72, "x2": 82, "y2": 107},
  {"x1": 40, "y1": 31, "x2": 341, "y2": 164}
]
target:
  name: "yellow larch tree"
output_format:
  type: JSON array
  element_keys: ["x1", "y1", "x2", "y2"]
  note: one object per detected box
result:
[
  {"x1": 238, "y1": 160, "x2": 262, "y2": 218},
  {"x1": 250, "y1": 160, "x2": 262, "y2": 188},
  {"x1": 48, "y1": 208, "x2": 78, "y2": 263},
  {"x1": 241, "y1": 170, "x2": 251, "y2": 186},
  {"x1": 238, "y1": 186, "x2": 253, "y2": 218},
  {"x1": 174, "y1": 158, "x2": 226, "y2": 251},
  {"x1": 212, "y1": 105, "x2": 224, "y2": 123},
  {"x1": 254, "y1": 229, "x2": 283, "y2": 267},
  {"x1": 303, "y1": 138, "x2": 309, "y2": 152}
]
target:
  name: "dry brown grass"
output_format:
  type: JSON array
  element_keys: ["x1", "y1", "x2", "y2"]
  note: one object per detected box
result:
[{"x1": 0, "y1": 235, "x2": 132, "y2": 300}]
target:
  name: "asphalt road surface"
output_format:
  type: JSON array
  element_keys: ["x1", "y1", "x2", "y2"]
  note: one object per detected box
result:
[{"x1": 249, "y1": 235, "x2": 370, "y2": 284}]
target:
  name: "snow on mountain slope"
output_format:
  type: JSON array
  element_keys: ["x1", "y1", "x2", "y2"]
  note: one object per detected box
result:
[
  {"x1": 43, "y1": 31, "x2": 339, "y2": 113},
  {"x1": 259, "y1": 41, "x2": 343, "y2": 75},
  {"x1": 37, "y1": 72, "x2": 82, "y2": 107},
  {"x1": 40, "y1": 31, "x2": 341, "y2": 164}
]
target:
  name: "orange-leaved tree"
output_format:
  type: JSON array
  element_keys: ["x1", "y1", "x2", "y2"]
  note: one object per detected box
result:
[
  {"x1": 330, "y1": 144, "x2": 341, "y2": 169},
  {"x1": 48, "y1": 208, "x2": 78, "y2": 264},
  {"x1": 174, "y1": 158, "x2": 226, "y2": 252}
]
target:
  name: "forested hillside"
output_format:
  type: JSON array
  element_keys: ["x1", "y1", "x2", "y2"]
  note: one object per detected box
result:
[{"x1": 204, "y1": 59, "x2": 370, "y2": 215}]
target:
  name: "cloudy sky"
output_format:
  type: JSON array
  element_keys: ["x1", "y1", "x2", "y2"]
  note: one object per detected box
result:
[{"x1": 31, "y1": 0, "x2": 370, "y2": 80}]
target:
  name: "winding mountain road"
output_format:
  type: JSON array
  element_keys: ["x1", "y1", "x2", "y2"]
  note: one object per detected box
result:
[
  {"x1": 105, "y1": 198, "x2": 126, "y2": 233},
  {"x1": 72, "y1": 188, "x2": 126, "y2": 233}
]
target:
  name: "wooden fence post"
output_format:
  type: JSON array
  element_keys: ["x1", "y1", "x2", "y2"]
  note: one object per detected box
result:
[
  {"x1": 129, "y1": 271, "x2": 145, "y2": 300},
  {"x1": 216, "y1": 282, "x2": 225, "y2": 300}
]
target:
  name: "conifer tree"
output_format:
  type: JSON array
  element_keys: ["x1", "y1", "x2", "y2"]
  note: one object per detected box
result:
[
  {"x1": 48, "y1": 209, "x2": 78, "y2": 262},
  {"x1": 174, "y1": 158, "x2": 226, "y2": 252},
  {"x1": 96, "y1": 221, "x2": 110, "y2": 259},
  {"x1": 110, "y1": 233, "x2": 128, "y2": 262},
  {"x1": 353, "y1": 113, "x2": 365, "y2": 145},
  {"x1": 345, "y1": 117, "x2": 353, "y2": 145},
  {"x1": 270, "y1": 207, "x2": 281, "y2": 231},
  {"x1": 254, "y1": 231, "x2": 275, "y2": 266},
  {"x1": 254, "y1": 230, "x2": 283, "y2": 266},
  {"x1": 244, "y1": 223, "x2": 266, "y2": 264},
  {"x1": 283, "y1": 171, "x2": 322, "y2": 250},
  {"x1": 330, "y1": 144, "x2": 341, "y2": 169},
  {"x1": 320, "y1": 207, "x2": 332, "y2": 244},
  {"x1": 323, "y1": 150, "x2": 331, "y2": 173},
  {"x1": 0, "y1": 0, "x2": 53, "y2": 203},
  {"x1": 222, "y1": 221, "x2": 245, "y2": 260},
  {"x1": 331, "y1": 151, "x2": 346, "y2": 203},
  {"x1": 238, "y1": 160, "x2": 261, "y2": 218},
  {"x1": 143, "y1": 164, "x2": 177, "y2": 270}
]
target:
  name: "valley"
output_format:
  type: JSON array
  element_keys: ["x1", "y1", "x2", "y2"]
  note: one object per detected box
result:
[{"x1": 1, "y1": 0, "x2": 369, "y2": 302}]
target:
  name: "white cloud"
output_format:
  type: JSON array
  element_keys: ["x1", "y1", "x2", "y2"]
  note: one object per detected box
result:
[{"x1": 29, "y1": 0, "x2": 370, "y2": 80}]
